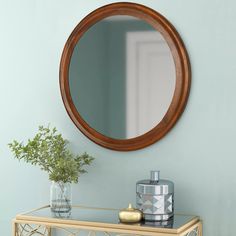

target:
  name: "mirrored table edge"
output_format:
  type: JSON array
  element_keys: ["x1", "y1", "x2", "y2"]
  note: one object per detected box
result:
[{"x1": 13, "y1": 205, "x2": 202, "y2": 236}]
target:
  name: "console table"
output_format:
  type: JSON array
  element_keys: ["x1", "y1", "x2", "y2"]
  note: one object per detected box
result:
[{"x1": 13, "y1": 205, "x2": 202, "y2": 236}]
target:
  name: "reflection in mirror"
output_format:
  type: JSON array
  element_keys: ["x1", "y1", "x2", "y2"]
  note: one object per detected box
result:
[{"x1": 69, "y1": 15, "x2": 175, "y2": 139}]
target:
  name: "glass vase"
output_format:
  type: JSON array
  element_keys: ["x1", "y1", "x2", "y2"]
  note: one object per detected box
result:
[{"x1": 50, "y1": 181, "x2": 71, "y2": 218}]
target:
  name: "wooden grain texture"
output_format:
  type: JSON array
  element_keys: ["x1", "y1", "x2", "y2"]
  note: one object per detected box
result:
[{"x1": 59, "y1": 2, "x2": 191, "y2": 151}]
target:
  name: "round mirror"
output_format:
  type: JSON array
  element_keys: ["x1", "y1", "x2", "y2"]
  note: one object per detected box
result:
[{"x1": 60, "y1": 3, "x2": 191, "y2": 151}]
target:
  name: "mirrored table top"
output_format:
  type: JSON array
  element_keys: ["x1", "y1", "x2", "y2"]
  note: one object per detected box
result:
[{"x1": 16, "y1": 205, "x2": 199, "y2": 234}]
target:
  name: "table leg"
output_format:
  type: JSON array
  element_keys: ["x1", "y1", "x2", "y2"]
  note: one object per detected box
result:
[
  {"x1": 12, "y1": 221, "x2": 17, "y2": 236},
  {"x1": 47, "y1": 226, "x2": 52, "y2": 236}
]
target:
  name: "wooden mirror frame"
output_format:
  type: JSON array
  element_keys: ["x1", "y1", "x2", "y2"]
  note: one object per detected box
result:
[{"x1": 60, "y1": 2, "x2": 191, "y2": 151}]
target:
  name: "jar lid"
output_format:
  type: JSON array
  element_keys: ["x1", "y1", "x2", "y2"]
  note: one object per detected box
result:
[{"x1": 136, "y1": 171, "x2": 174, "y2": 195}]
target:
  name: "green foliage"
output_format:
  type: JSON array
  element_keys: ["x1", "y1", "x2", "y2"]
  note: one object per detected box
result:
[{"x1": 8, "y1": 125, "x2": 94, "y2": 183}]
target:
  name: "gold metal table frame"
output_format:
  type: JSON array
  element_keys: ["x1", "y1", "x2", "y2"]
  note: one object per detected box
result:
[{"x1": 13, "y1": 205, "x2": 202, "y2": 236}]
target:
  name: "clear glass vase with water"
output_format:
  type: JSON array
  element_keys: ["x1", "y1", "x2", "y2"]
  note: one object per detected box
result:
[{"x1": 50, "y1": 181, "x2": 71, "y2": 218}]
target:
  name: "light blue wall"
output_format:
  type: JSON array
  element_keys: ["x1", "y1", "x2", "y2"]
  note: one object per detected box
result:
[{"x1": 0, "y1": 0, "x2": 236, "y2": 235}]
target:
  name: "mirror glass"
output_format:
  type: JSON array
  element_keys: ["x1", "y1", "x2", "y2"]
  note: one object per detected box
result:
[{"x1": 69, "y1": 15, "x2": 175, "y2": 139}]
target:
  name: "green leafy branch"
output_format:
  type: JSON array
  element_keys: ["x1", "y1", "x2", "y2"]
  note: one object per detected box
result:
[{"x1": 8, "y1": 125, "x2": 94, "y2": 183}]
